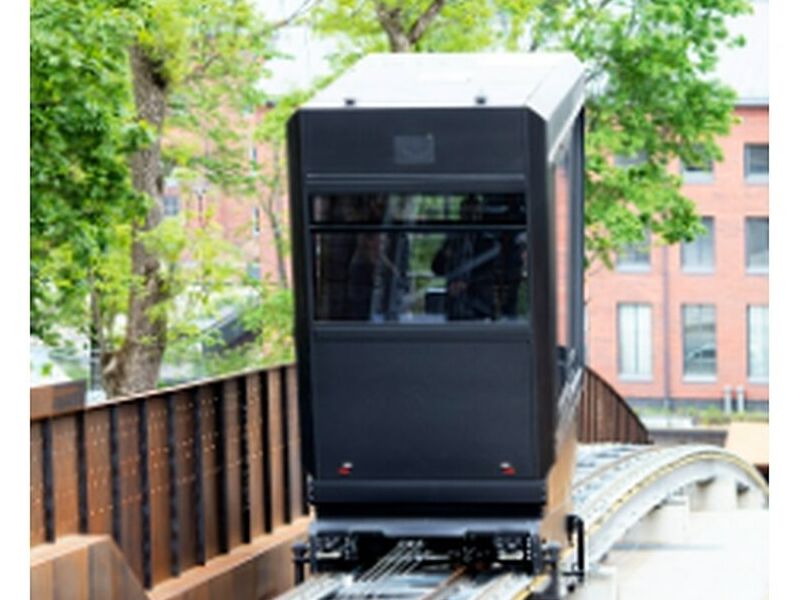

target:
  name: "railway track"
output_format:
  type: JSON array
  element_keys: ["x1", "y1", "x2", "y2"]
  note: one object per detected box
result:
[{"x1": 277, "y1": 444, "x2": 768, "y2": 600}]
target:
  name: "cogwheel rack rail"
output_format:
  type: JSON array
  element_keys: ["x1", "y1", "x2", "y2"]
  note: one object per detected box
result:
[{"x1": 277, "y1": 444, "x2": 768, "y2": 600}]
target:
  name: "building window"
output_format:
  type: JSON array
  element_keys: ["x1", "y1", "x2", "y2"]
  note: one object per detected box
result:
[
  {"x1": 681, "y1": 217, "x2": 714, "y2": 272},
  {"x1": 614, "y1": 150, "x2": 648, "y2": 169},
  {"x1": 747, "y1": 305, "x2": 768, "y2": 382},
  {"x1": 681, "y1": 148, "x2": 714, "y2": 184},
  {"x1": 682, "y1": 304, "x2": 717, "y2": 380},
  {"x1": 249, "y1": 146, "x2": 258, "y2": 163},
  {"x1": 162, "y1": 195, "x2": 181, "y2": 217},
  {"x1": 616, "y1": 231, "x2": 651, "y2": 272},
  {"x1": 744, "y1": 144, "x2": 769, "y2": 182},
  {"x1": 246, "y1": 261, "x2": 261, "y2": 281},
  {"x1": 252, "y1": 206, "x2": 261, "y2": 236},
  {"x1": 618, "y1": 303, "x2": 652, "y2": 380},
  {"x1": 745, "y1": 217, "x2": 769, "y2": 273}
]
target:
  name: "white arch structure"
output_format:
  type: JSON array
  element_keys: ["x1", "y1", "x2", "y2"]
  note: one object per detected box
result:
[{"x1": 569, "y1": 444, "x2": 769, "y2": 569}]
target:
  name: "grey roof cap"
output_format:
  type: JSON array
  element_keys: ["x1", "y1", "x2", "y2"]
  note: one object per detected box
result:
[
  {"x1": 716, "y1": 1, "x2": 768, "y2": 105},
  {"x1": 306, "y1": 52, "x2": 585, "y2": 116}
]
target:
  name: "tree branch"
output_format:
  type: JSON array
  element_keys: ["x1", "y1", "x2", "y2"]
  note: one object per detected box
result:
[
  {"x1": 374, "y1": 2, "x2": 411, "y2": 51},
  {"x1": 408, "y1": 0, "x2": 446, "y2": 45},
  {"x1": 269, "y1": 0, "x2": 320, "y2": 30}
]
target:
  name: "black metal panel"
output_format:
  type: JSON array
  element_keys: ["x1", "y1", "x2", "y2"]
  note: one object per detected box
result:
[
  {"x1": 137, "y1": 400, "x2": 152, "y2": 589},
  {"x1": 41, "y1": 418, "x2": 55, "y2": 543},
  {"x1": 525, "y1": 108, "x2": 558, "y2": 474},
  {"x1": 311, "y1": 479, "x2": 547, "y2": 505},
  {"x1": 166, "y1": 394, "x2": 180, "y2": 576},
  {"x1": 109, "y1": 405, "x2": 121, "y2": 545},
  {"x1": 280, "y1": 367, "x2": 292, "y2": 524},
  {"x1": 237, "y1": 377, "x2": 251, "y2": 543},
  {"x1": 258, "y1": 371, "x2": 273, "y2": 532},
  {"x1": 190, "y1": 388, "x2": 206, "y2": 565},
  {"x1": 212, "y1": 382, "x2": 229, "y2": 554},
  {"x1": 286, "y1": 56, "x2": 585, "y2": 525},
  {"x1": 76, "y1": 412, "x2": 88, "y2": 533},
  {"x1": 301, "y1": 108, "x2": 526, "y2": 176},
  {"x1": 311, "y1": 338, "x2": 534, "y2": 481},
  {"x1": 288, "y1": 113, "x2": 316, "y2": 481}
]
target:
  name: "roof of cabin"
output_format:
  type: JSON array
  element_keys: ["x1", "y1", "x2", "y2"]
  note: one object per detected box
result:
[{"x1": 305, "y1": 53, "x2": 584, "y2": 117}]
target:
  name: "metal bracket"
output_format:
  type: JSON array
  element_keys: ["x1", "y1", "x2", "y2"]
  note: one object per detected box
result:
[
  {"x1": 292, "y1": 541, "x2": 310, "y2": 585},
  {"x1": 562, "y1": 513, "x2": 586, "y2": 584}
]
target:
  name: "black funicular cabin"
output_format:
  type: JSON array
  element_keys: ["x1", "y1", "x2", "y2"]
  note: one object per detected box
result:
[{"x1": 287, "y1": 54, "x2": 586, "y2": 557}]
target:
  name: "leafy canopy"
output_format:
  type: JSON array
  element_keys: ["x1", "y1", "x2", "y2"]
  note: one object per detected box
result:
[
  {"x1": 308, "y1": 0, "x2": 752, "y2": 264},
  {"x1": 31, "y1": 0, "x2": 291, "y2": 386}
]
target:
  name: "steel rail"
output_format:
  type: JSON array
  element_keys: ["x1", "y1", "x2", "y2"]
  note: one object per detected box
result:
[
  {"x1": 277, "y1": 444, "x2": 768, "y2": 600},
  {"x1": 563, "y1": 444, "x2": 768, "y2": 581}
]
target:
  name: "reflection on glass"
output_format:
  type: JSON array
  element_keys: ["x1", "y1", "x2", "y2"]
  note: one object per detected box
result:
[
  {"x1": 682, "y1": 304, "x2": 717, "y2": 378},
  {"x1": 312, "y1": 193, "x2": 526, "y2": 225},
  {"x1": 312, "y1": 194, "x2": 528, "y2": 323}
]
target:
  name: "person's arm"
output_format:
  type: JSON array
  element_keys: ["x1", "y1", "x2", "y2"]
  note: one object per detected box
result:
[{"x1": 431, "y1": 240, "x2": 451, "y2": 275}]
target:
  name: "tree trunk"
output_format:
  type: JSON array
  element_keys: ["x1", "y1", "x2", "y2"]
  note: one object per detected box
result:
[
  {"x1": 263, "y1": 142, "x2": 290, "y2": 288},
  {"x1": 375, "y1": 0, "x2": 446, "y2": 52},
  {"x1": 103, "y1": 44, "x2": 169, "y2": 397}
]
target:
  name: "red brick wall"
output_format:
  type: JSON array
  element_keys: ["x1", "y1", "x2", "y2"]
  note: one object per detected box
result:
[{"x1": 585, "y1": 106, "x2": 769, "y2": 408}]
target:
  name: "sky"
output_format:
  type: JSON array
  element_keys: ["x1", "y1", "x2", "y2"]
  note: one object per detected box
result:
[{"x1": 254, "y1": 0, "x2": 768, "y2": 102}]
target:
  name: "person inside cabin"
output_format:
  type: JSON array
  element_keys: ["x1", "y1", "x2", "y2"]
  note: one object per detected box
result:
[
  {"x1": 431, "y1": 194, "x2": 525, "y2": 321},
  {"x1": 431, "y1": 195, "x2": 497, "y2": 320}
]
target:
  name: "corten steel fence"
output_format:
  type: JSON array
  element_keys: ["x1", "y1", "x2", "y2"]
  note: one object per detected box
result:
[
  {"x1": 30, "y1": 364, "x2": 307, "y2": 589},
  {"x1": 30, "y1": 363, "x2": 647, "y2": 590},
  {"x1": 577, "y1": 367, "x2": 650, "y2": 444}
]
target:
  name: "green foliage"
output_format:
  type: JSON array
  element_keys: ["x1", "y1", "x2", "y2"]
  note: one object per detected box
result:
[
  {"x1": 31, "y1": 0, "x2": 289, "y2": 390},
  {"x1": 636, "y1": 404, "x2": 769, "y2": 425},
  {"x1": 30, "y1": 0, "x2": 146, "y2": 343},
  {"x1": 243, "y1": 282, "x2": 296, "y2": 366},
  {"x1": 531, "y1": 0, "x2": 752, "y2": 264},
  {"x1": 308, "y1": 0, "x2": 752, "y2": 265}
]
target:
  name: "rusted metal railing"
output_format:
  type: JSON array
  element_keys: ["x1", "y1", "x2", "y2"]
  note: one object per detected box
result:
[
  {"x1": 30, "y1": 364, "x2": 307, "y2": 589},
  {"x1": 577, "y1": 367, "x2": 650, "y2": 444},
  {"x1": 30, "y1": 362, "x2": 646, "y2": 590}
]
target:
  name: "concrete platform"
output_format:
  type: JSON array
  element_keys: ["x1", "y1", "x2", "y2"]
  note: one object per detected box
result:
[{"x1": 574, "y1": 508, "x2": 768, "y2": 599}]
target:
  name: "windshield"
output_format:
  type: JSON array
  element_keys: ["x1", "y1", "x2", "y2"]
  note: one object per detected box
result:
[{"x1": 311, "y1": 193, "x2": 529, "y2": 324}]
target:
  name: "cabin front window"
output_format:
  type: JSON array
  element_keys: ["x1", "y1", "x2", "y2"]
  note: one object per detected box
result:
[{"x1": 311, "y1": 193, "x2": 529, "y2": 323}]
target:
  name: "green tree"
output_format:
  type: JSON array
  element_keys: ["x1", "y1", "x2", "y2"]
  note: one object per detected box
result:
[
  {"x1": 308, "y1": 0, "x2": 752, "y2": 264},
  {"x1": 30, "y1": 0, "x2": 144, "y2": 343},
  {"x1": 31, "y1": 0, "x2": 278, "y2": 396}
]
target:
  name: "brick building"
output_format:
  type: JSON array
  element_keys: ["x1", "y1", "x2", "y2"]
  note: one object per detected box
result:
[
  {"x1": 585, "y1": 3, "x2": 769, "y2": 411},
  {"x1": 160, "y1": 104, "x2": 291, "y2": 290}
]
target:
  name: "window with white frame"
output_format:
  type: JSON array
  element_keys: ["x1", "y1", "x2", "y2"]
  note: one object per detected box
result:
[
  {"x1": 616, "y1": 230, "x2": 651, "y2": 272},
  {"x1": 162, "y1": 195, "x2": 181, "y2": 217},
  {"x1": 744, "y1": 144, "x2": 769, "y2": 183},
  {"x1": 748, "y1": 305, "x2": 768, "y2": 382},
  {"x1": 614, "y1": 150, "x2": 648, "y2": 169},
  {"x1": 745, "y1": 217, "x2": 769, "y2": 273},
  {"x1": 682, "y1": 304, "x2": 717, "y2": 379},
  {"x1": 246, "y1": 261, "x2": 261, "y2": 281},
  {"x1": 681, "y1": 147, "x2": 714, "y2": 184},
  {"x1": 681, "y1": 217, "x2": 714, "y2": 272},
  {"x1": 618, "y1": 303, "x2": 652, "y2": 379}
]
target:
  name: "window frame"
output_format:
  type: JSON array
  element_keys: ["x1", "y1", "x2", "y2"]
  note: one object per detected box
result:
[
  {"x1": 680, "y1": 216, "x2": 715, "y2": 274},
  {"x1": 615, "y1": 231, "x2": 652, "y2": 273},
  {"x1": 162, "y1": 194, "x2": 181, "y2": 218},
  {"x1": 744, "y1": 143, "x2": 769, "y2": 184},
  {"x1": 745, "y1": 216, "x2": 769, "y2": 275},
  {"x1": 681, "y1": 303, "x2": 718, "y2": 382},
  {"x1": 617, "y1": 303, "x2": 653, "y2": 382},
  {"x1": 680, "y1": 158, "x2": 714, "y2": 184},
  {"x1": 614, "y1": 150, "x2": 648, "y2": 169},
  {"x1": 747, "y1": 305, "x2": 769, "y2": 383},
  {"x1": 308, "y1": 192, "x2": 532, "y2": 326}
]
